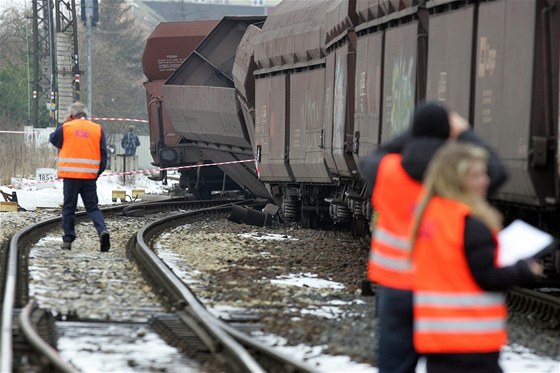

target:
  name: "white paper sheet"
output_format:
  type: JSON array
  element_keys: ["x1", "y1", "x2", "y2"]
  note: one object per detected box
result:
[{"x1": 497, "y1": 219, "x2": 554, "y2": 267}]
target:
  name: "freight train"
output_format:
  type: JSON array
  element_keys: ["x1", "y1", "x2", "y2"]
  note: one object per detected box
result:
[
  {"x1": 142, "y1": 20, "x2": 261, "y2": 199},
  {"x1": 143, "y1": 0, "x2": 560, "y2": 276}
]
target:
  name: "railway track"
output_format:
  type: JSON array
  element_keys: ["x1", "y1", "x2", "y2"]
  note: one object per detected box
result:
[
  {"x1": 0, "y1": 199, "x2": 319, "y2": 372},
  {"x1": 507, "y1": 287, "x2": 560, "y2": 328},
  {"x1": 1, "y1": 198, "x2": 559, "y2": 372}
]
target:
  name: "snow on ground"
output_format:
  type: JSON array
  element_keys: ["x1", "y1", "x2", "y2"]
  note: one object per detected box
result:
[
  {"x1": 1, "y1": 174, "x2": 559, "y2": 373},
  {"x1": 2, "y1": 172, "x2": 167, "y2": 211}
]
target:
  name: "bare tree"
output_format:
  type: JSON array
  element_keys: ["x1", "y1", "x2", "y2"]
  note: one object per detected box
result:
[{"x1": 78, "y1": 0, "x2": 149, "y2": 138}]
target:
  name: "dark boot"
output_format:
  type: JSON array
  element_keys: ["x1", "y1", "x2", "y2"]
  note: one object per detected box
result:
[{"x1": 99, "y1": 231, "x2": 110, "y2": 252}]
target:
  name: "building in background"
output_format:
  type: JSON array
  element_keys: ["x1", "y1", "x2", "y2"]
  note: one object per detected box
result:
[{"x1": 131, "y1": 0, "x2": 281, "y2": 27}]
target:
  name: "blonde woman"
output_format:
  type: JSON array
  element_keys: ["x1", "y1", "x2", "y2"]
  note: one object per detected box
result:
[
  {"x1": 410, "y1": 142, "x2": 542, "y2": 373},
  {"x1": 359, "y1": 104, "x2": 508, "y2": 373}
]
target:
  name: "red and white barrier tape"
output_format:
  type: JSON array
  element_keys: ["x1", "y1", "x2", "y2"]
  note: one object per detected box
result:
[
  {"x1": 0, "y1": 118, "x2": 148, "y2": 135},
  {"x1": 2, "y1": 159, "x2": 257, "y2": 189},
  {"x1": 91, "y1": 117, "x2": 148, "y2": 123}
]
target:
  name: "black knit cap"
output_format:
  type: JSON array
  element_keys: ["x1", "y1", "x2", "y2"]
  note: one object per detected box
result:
[{"x1": 411, "y1": 101, "x2": 450, "y2": 139}]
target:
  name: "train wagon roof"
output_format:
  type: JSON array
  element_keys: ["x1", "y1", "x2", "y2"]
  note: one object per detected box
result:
[
  {"x1": 166, "y1": 16, "x2": 266, "y2": 86},
  {"x1": 254, "y1": 0, "x2": 358, "y2": 72},
  {"x1": 325, "y1": 0, "x2": 358, "y2": 47},
  {"x1": 142, "y1": 20, "x2": 219, "y2": 81},
  {"x1": 355, "y1": 0, "x2": 419, "y2": 26},
  {"x1": 254, "y1": 0, "x2": 333, "y2": 71}
]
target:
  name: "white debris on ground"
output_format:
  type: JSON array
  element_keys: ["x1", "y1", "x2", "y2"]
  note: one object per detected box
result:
[{"x1": 1, "y1": 174, "x2": 559, "y2": 373}]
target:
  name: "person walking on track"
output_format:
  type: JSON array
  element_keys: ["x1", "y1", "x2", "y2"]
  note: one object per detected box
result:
[{"x1": 49, "y1": 101, "x2": 110, "y2": 252}]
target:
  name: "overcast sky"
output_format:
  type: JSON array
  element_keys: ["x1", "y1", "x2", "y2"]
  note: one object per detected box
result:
[{"x1": 0, "y1": 0, "x2": 29, "y2": 12}]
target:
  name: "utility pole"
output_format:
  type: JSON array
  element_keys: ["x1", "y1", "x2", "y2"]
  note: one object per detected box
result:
[
  {"x1": 54, "y1": 0, "x2": 80, "y2": 115},
  {"x1": 86, "y1": 0, "x2": 93, "y2": 115},
  {"x1": 46, "y1": 0, "x2": 57, "y2": 126},
  {"x1": 32, "y1": 0, "x2": 79, "y2": 127},
  {"x1": 32, "y1": 0, "x2": 54, "y2": 127}
]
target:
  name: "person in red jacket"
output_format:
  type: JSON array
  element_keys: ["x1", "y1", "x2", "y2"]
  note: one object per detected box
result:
[
  {"x1": 49, "y1": 102, "x2": 110, "y2": 252},
  {"x1": 410, "y1": 142, "x2": 542, "y2": 373},
  {"x1": 358, "y1": 101, "x2": 508, "y2": 373}
]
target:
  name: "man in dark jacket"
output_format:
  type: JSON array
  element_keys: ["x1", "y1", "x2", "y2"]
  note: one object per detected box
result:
[
  {"x1": 49, "y1": 101, "x2": 110, "y2": 252},
  {"x1": 359, "y1": 101, "x2": 508, "y2": 373},
  {"x1": 121, "y1": 126, "x2": 141, "y2": 156}
]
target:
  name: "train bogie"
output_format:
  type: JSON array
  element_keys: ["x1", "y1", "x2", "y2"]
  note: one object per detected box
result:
[{"x1": 142, "y1": 0, "x2": 560, "y2": 270}]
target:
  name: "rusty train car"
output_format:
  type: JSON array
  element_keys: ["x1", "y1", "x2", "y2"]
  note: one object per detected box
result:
[
  {"x1": 142, "y1": 20, "x2": 251, "y2": 198},
  {"x1": 251, "y1": 0, "x2": 560, "y2": 236},
  {"x1": 144, "y1": 0, "x2": 560, "y2": 272}
]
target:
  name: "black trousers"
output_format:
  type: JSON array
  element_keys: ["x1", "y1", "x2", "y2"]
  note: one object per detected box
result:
[
  {"x1": 377, "y1": 286, "x2": 418, "y2": 373},
  {"x1": 426, "y1": 352, "x2": 502, "y2": 373},
  {"x1": 62, "y1": 178, "x2": 107, "y2": 242}
]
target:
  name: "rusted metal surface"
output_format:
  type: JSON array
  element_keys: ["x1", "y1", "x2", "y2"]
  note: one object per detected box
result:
[
  {"x1": 142, "y1": 21, "x2": 218, "y2": 167},
  {"x1": 167, "y1": 17, "x2": 265, "y2": 86},
  {"x1": 323, "y1": 36, "x2": 357, "y2": 178},
  {"x1": 473, "y1": 0, "x2": 558, "y2": 206},
  {"x1": 356, "y1": 0, "x2": 381, "y2": 24},
  {"x1": 325, "y1": 0, "x2": 357, "y2": 47},
  {"x1": 164, "y1": 85, "x2": 249, "y2": 149},
  {"x1": 254, "y1": 0, "x2": 331, "y2": 72},
  {"x1": 356, "y1": 0, "x2": 419, "y2": 24},
  {"x1": 254, "y1": 75, "x2": 292, "y2": 182},
  {"x1": 162, "y1": 17, "x2": 268, "y2": 198},
  {"x1": 353, "y1": 30, "x2": 383, "y2": 161},
  {"x1": 424, "y1": 2, "x2": 475, "y2": 117},
  {"x1": 288, "y1": 69, "x2": 331, "y2": 183},
  {"x1": 201, "y1": 149, "x2": 271, "y2": 198},
  {"x1": 381, "y1": 21, "x2": 419, "y2": 142},
  {"x1": 142, "y1": 21, "x2": 218, "y2": 82},
  {"x1": 233, "y1": 24, "x2": 262, "y2": 147},
  {"x1": 144, "y1": 81, "x2": 181, "y2": 147},
  {"x1": 144, "y1": 81, "x2": 201, "y2": 171},
  {"x1": 164, "y1": 17, "x2": 265, "y2": 150}
]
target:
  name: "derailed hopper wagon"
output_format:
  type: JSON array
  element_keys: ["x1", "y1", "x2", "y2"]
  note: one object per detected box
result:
[
  {"x1": 142, "y1": 20, "x2": 237, "y2": 199},
  {"x1": 164, "y1": 16, "x2": 271, "y2": 199}
]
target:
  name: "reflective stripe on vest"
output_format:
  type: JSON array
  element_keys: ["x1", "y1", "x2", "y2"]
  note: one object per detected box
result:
[
  {"x1": 374, "y1": 226, "x2": 411, "y2": 251},
  {"x1": 415, "y1": 317, "x2": 506, "y2": 333},
  {"x1": 57, "y1": 119, "x2": 102, "y2": 179},
  {"x1": 415, "y1": 292, "x2": 505, "y2": 307},
  {"x1": 58, "y1": 157, "x2": 100, "y2": 175},
  {"x1": 413, "y1": 197, "x2": 507, "y2": 353},
  {"x1": 368, "y1": 154, "x2": 421, "y2": 289},
  {"x1": 58, "y1": 157, "x2": 101, "y2": 165},
  {"x1": 369, "y1": 226, "x2": 412, "y2": 271}
]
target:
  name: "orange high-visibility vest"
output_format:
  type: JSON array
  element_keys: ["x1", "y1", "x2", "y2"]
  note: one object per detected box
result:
[
  {"x1": 57, "y1": 118, "x2": 102, "y2": 179},
  {"x1": 413, "y1": 197, "x2": 507, "y2": 353},
  {"x1": 368, "y1": 153, "x2": 422, "y2": 290}
]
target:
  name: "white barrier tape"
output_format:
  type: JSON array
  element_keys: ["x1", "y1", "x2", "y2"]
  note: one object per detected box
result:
[
  {"x1": 1, "y1": 117, "x2": 148, "y2": 135},
  {"x1": 2, "y1": 159, "x2": 257, "y2": 189},
  {"x1": 91, "y1": 117, "x2": 148, "y2": 123}
]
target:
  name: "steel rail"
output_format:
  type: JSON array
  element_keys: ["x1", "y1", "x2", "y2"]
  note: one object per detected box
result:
[
  {"x1": 0, "y1": 206, "x2": 123, "y2": 372},
  {"x1": 508, "y1": 286, "x2": 560, "y2": 326},
  {"x1": 130, "y1": 203, "x2": 320, "y2": 373},
  {"x1": 131, "y1": 204, "x2": 266, "y2": 373},
  {"x1": 1, "y1": 197, "x2": 248, "y2": 371},
  {"x1": 20, "y1": 300, "x2": 77, "y2": 373}
]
